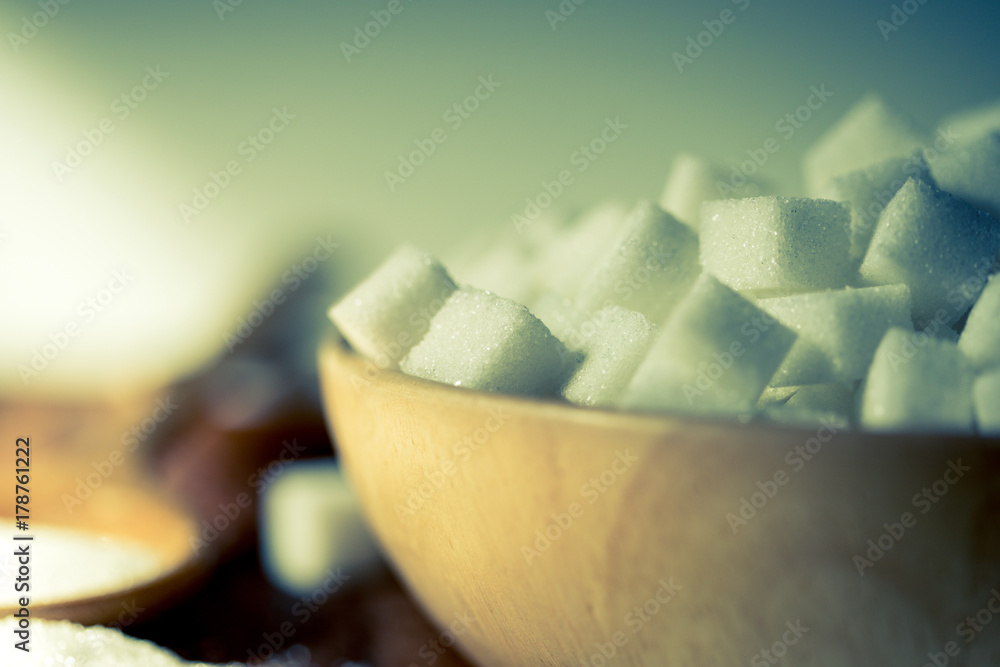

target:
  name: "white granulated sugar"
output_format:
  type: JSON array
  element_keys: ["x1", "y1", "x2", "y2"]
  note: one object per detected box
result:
[
  {"x1": 328, "y1": 244, "x2": 456, "y2": 369},
  {"x1": 973, "y1": 370, "x2": 1000, "y2": 436},
  {"x1": 576, "y1": 200, "x2": 700, "y2": 325},
  {"x1": 700, "y1": 196, "x2": 854, "y2": 291},
  {"x1": 0, "y1": 524, "x2": 165, "y2": 608},
  {"x1": 561, "y1": 306, "x2": 656, "y2": 407},
  {"x1": 820, "y1": 152, "x2": 934, "y2": 262},
  {"x1": 803, "y1": 93, "x2": 924, "y2": 195},
  {"x1": 959, "y1": 275, "x2": 1000, "y2": 372},
  {"x1": 261, "y1": 460, "x2": 379, "y2": 595},
  {"x1": 859, "y1": 327, "x2": 975, "y2": 433},
  {"x1": 0, "y1": 618, "x2": 238, "y2": 666},
  {"x1": 400, "y1": 286, "x2": 571, "y2": 396},
  {"x1": 532, "y1": 202, "x2": 628, "y2": 301},
  {"x1": 658, "y1": 153, "x2": 767, "y2": 230},
  {"x1": 929, "y1": 131, "x2": 1000, "y2": 219},
  {"x1": 858, "y1": 178, "x2": 1000, "y2": 327},
  {"x1": 757, "y1": 284, "x2": 913, "y2": 386},
  {"x1": 620, "y1": 273, "x2": 796, "y2": 415}
]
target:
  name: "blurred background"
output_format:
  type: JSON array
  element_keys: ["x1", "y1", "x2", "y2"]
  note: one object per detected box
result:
[
  {"x1": 3, "y1": 0, "x2": 1000, "y2": 398},
  {"x1": 1, "y1": 0, "x2": 998, "y2": 664}
]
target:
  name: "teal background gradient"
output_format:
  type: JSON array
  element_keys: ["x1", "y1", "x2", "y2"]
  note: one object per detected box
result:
[{"x1": 2, "y1": 0, "x2": 998, "y2": 396}]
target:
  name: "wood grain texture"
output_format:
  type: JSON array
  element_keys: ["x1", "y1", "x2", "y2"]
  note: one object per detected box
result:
[{"x1": 319, "y1": 336, "x2": 1000, "y2": 665}]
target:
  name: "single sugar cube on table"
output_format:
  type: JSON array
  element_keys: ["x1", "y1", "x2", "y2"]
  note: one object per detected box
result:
[
  {"x1": 859, "y1": 327, "x2": 974, "y2": 433},
  {"x1": 561, "y1": 306, "x2": 656, "y2": 407},
  {"x1": 819, "y1": 152, "x2": 934, "y2": 262},
  {"x1": 973, "y1": 370, "x2": 1000, "y2": 436},
  {"x1": 261, "y1": 460, "x2": 381, "y2": 595},
  {"x1": 802, "y1": 93, "x2": 924, "y2": 196},
  {"x1": 757, "y1": 284, "x2": 913, "y2": 386},
  {"x1": 328, "y1": 245, "x2": 457, "y2": 369},
  {"x1": 928, "y1": 131, "x2": 1000, "y2": 220},
  {"x1": 959, "y1": 275, "x2": 1000, "y2": 373},
  {"x1": 620, "y1": 273, "x2": 797, "y2": 415},
  {"x1": 700, "y1": 196, "x2": 854, "y2": 291},
  {"x1": 401, "y1": 286, "x2": 571, "y2": 396},
  {"x1": 658, "y1": 153, "x2": 767, "y2": 230},
  {"x1": 858, "y1": 178, "x2": 1000, "y2": 327},
  {"x1": 576, "y1": 200, "x2": 700, "y2": 324}
]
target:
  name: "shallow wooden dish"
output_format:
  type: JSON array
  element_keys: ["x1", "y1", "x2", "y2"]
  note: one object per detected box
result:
[
  {"x1": 319, "y1": 334, "x2": 999, "y2": 665},
  {"x1": 0, "y1": 482, "x2": 206, "y2": 627}
]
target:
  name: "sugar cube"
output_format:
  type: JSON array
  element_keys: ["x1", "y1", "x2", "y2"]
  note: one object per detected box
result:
[
  {"x1": 261, "y1": 460, "x2": 381, "y2": 595},
  {"x1": 819, "y1": 152, "x2": 934, "y2": 262},
  {"x1": 700, "y1": 196, "x2": 854, "y2": 291},
  {"x1": 859, "y1": 327, "x2": 974, "y2": 433},
  {"x1": 576, "y1": 200, "x2": 700, "y2": 324},
  {"x1": 858, "y1": 178, "x2": 1000, "y2": 327},
  {"x1": 530, "y1": 292, "x2": 592, "y2": 351},
  {"x1": 620, "y1": 273, "x2": 796, "y2": 415},
  {"x1": 803, "y1": 94, "x2": 924, "y2": 195},
  {"x1": 958, "y1": 275, "x2": 1000, "y2": 372},
  {"x1": 658, "y1": 153, "x2": 767, "y2": 230},
  {"x1": 928, "y1": 131, "x2": 1000, "y2": 219},
  {"x1": 532, "y1": 202, "x2": 628, "y2": 301},
  {"x1": 561, "y1": 306, "x2": 656, "y2": 407},
  {"x1": 328, "y1": 245, "x2": 456, "y2": 369},
  {"x1": 973, "y1": 369, "x2": 1000, "y2": 436},
  {"x1": 400, "y1": 286, "x2": 571, "y2": 396},
  {"x1": 757, "y1": 284, "x2": 913, "y2": 386}
]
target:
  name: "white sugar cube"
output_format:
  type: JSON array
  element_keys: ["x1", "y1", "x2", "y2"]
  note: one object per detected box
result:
[
  {"x1": 447, "y1": 233, "x2": 541, "y2": 305},
  {"x1": 532, "y1": 202, "x2": 628, "y2": 301},
  {"x1": 803, "y1": 94, "x2": 923, "y2": 195},
  {"x1": 576, "y1": 200, "x2": 700, "y2": 324},
  {"x1": 973, "y1": 370, "x2": 1000, "y2": 436},
  {"x1": 858, "y1": 178, "x2": 1000, "y2": 327},
  {"x1": 561, "y1": 306, "x2": 656, "y2": 407},
  {"x1": 530, "y1": 292, "x2": 591, "y2": 351},
  {"x1": 758, "y1": 284, "x2": 913, "y2": 386},
  {"x1": 658, "y1": 153, "x2": 767, "y2": 230},
  {"x1": 820, "y1": 152, "x2": 934, "y2": 262},
  {"x1": 859, "y1": 327, "x2": 974, "y2": 433},
  {"x1": 329, "y1": 245, "x2": 456, "y2": 369},
  {"x1": 261, "y1": 460, "x2": 380, "y2": 595},
  {"x1": 620, "y1": 273, "x2": 796, "y2": 415},
  {"x1": 929, "y1": 131, "x2": 1000, "y2": 219},
  {"x1": 700, "y1": 196, "x2": 854, "y2": 291},
  {"x1": 400, "y1": 286, "x2": 571, "y2": 396},
  {"x1": 959, "y1": 275, "x2": 1000, "y2": 372}
]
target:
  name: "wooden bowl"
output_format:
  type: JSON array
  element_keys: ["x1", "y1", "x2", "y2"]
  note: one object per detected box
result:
[
  {"x1": 0, "y1": 482, "x2": 206, "y2": 627},
  {"x1": 319, "y1": 334, "x2": 999, "y2": 665}
]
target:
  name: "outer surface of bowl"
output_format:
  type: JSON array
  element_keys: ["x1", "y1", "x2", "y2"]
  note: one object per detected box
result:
[{"x1": 319, "y1": 337, "x2": 999, "y2": 665}]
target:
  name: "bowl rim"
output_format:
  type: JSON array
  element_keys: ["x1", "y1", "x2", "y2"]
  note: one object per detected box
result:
[{"x1": 320, "y1": 329, "x2": 1000, "y2": 447}]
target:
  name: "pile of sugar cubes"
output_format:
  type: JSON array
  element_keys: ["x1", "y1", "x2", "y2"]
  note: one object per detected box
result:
[{"x1": 329, "y1": 95, "x2": 1000, "y2": 435}]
